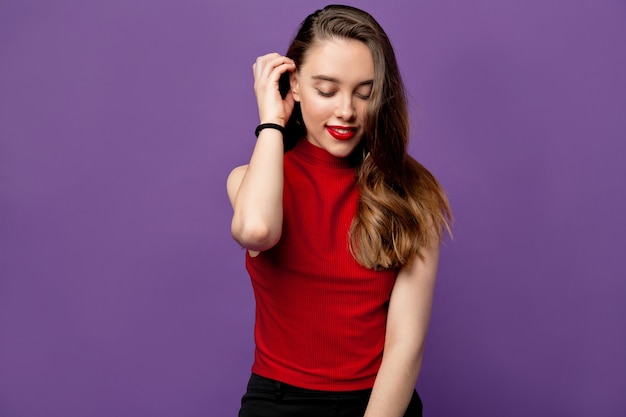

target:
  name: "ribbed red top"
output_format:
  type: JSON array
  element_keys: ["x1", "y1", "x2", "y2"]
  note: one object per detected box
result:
[{"x1": 246, "y1": 139, "x2": 397, "y2": 391}]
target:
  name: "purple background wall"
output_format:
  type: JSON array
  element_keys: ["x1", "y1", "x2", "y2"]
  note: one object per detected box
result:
[{"x1": 1, "y1": 0, "x2": 624, "y2": 416}]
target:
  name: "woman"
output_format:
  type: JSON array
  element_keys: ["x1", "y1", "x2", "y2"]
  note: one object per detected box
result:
[{"x1": 227, "y1": 5, "x2": 451, "y2": 417}]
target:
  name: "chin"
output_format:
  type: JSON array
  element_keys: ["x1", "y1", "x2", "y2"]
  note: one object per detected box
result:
[
  {"x1": 326, "y1": 135, "x2": 363, "y2": 158},
  {"x1": 327, "y1": 143, "x2": 359, "y2": 158},
  {"x1": 306, "y1": 134, "x2": 363, "y2": 158}
]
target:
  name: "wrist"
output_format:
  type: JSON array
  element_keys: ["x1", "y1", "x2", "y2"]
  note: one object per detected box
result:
[
  {"x1": 255, "y1": 123, "x2": 285, "y2": 138},
  {"x1": 258, "y1": 119, "x2": 285, "y2": 127}
]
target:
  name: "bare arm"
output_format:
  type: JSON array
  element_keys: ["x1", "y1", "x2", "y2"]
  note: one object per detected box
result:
[
  {"x1": 228, "y1": 53, "x2": 296, "y2": 251},
  {"x1": 363, "y1": 244, "x2": 440, "y2": 417}
]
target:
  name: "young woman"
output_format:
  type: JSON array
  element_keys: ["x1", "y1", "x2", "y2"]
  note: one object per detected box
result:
[{"x1": 227, "y1": 5, "x2": 452, "y2": 417}]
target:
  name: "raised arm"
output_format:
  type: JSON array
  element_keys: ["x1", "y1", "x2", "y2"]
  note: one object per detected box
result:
[
  {"x1": 227, "y1": 53, "x2": 296, "y2": 252},
  {"x1": 363, "y1": 243, "x2": 440, "y2": 417}
]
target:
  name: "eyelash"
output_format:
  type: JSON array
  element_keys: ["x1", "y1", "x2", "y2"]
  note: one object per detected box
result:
[
  {"x1": 316, "y1": 89, "x2": 371, "y2": 100},
  {"x1": 316, "y1": 90, "x2": 335, "y2": 98}
]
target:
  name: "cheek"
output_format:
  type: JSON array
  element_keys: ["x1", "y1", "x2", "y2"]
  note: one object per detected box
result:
[
  {"x1": 356, "y1": 102, "x2": 369, "y2": 118},
  {"x1": 300, "y1": 94, "x2": 333, "y2": 121}
]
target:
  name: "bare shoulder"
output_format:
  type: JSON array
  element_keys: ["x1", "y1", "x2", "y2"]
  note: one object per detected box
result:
[{"x1": 226, "y1": 164, "x2": 249, "y2": 207}]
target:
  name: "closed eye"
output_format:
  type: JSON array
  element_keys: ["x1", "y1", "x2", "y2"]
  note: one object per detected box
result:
[
  {"x1": 316, "y1": 89, "x2": 336, "y2": 97},
  {"x1": 355, "y1": 86, "x2": 372, "y2": 100},
  {"x1": 317, "y1": 90, "x2": 370, "y2": 100}
]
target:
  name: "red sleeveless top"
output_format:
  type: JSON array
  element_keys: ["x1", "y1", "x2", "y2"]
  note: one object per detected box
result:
[{"x1": 246, "y1": 138, "x2": 397, "y2": 391}]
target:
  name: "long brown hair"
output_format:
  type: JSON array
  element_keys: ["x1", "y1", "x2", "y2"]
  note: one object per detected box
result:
[{"x1": 281, "y1": 5, "x2": 452, "y2": 269}]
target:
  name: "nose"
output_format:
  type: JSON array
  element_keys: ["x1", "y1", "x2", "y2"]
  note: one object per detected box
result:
[{"x1": 335, "y1": 93, "x2": 356, "y2": 121}]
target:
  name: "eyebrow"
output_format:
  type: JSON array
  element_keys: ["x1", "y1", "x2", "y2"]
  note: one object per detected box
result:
[{"x1": 312, "y1": 75, "x2": 373, "y2": 86}]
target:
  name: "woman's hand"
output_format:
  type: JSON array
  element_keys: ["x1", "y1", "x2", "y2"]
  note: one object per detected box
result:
[{"x1": 253, "y1": 53, "x2": 296, "y2": 126}]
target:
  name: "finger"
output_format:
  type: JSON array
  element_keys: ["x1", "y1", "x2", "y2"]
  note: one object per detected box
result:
[
  {"x1": 254, "y1": 64, "x2": 295, "y2": 97},
  {"x1": 259, "y1": 52, "x2": 282, "y2": 61},
  {"x1": 253, "y1": 53, "x2": 284, "y2": 74},
  {"x1": 262, "y1": 55, "x2": 295, "y2": 78},
  {"x1": 283, "y1": 89, "x2": 295, "y2": 115},
  {"x1": 255, "y1": 55, "x2": 295, "y2": 80},
  {"x1": 267, "y1": 62, "x2": 296, "y2": 83}
]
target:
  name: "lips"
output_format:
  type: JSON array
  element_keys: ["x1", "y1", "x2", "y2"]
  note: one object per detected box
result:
[{"x1": 326, "y1": 126, "x2": 357, "y2": 141}]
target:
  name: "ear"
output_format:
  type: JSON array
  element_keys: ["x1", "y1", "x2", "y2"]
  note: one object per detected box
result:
[{"x1": 290, "y1": 71, "x2": 301, "y2": 102}]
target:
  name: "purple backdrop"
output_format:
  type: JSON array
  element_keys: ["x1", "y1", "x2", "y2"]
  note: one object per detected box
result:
[{"x1": 1, "y1": 0, "x2": 625, "y2": 416}]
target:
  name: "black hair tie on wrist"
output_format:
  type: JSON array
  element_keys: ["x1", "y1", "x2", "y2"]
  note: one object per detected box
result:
[{"x1": 255, "y1": 123, "x2": 285, "y2": 138}]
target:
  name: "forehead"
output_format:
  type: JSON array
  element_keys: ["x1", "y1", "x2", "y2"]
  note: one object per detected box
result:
[{"x1": 300, "y1": 38, "x2": 374, "y2": 82}]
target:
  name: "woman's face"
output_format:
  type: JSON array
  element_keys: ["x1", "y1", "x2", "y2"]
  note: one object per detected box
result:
[{"x1": 291, "y1": 38, "x2": 375, "y2": 158}]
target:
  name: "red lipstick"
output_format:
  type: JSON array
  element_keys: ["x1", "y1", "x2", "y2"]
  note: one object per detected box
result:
[{"x1": 326, "y1": 126, "x2": 357, "y2": 141}]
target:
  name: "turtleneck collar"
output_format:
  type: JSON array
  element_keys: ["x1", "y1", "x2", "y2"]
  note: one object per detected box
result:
[{"x1": 290, "y1": 138, "x2": 357, "y2": 169}]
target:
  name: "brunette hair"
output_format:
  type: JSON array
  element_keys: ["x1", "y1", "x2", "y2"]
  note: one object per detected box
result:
[{"x1": 281, "y1": 5, "x2": 452, "y2": 269}]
